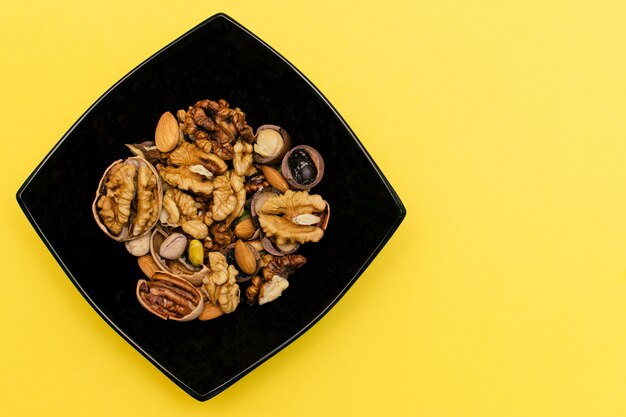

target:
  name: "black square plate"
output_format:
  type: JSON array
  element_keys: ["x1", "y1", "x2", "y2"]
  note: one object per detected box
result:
[{"x1": 16, "y1": 13, "x2": 405, "y2": 400}]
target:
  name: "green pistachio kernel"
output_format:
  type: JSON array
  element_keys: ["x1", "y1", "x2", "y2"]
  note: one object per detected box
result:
[{"x1": 188, "y1": 239, "x2": 204, "y2": 266}]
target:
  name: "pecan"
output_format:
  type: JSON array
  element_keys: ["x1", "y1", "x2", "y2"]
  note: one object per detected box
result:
[
  {"x1": 136, "y1": 272, "x2": 204, "y2": 321},
  {"x1": 262, "y1": 254, "x2": 307, "y2": 281}
]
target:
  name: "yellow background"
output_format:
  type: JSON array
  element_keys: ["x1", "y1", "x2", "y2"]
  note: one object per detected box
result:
[{"x1": 2, "y1": 1, "x2": 626, "y2": 416}]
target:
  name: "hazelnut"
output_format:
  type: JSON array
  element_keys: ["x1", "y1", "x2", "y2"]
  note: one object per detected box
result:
[
  {"x1": 281, "y1": 145, "x2": 324, "y2": 190},
  {"x1": 253, "y1": 125, "x2": 291, "y2": 165}
]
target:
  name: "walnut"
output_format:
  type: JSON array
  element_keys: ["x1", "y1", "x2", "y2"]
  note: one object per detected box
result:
[
  {"x1": 161, "y1": 188, "x2": 208, "y2": 239},
  {"x1": 181, "y1": 99, "x2": 255, "y2": 161},
  {"x1": 245, "y1": 275, "x2": 263, "y2": 305},
  {"x1": 262, "y1": 254, "x2": 306, "y2": 281},
  {"x1": 202, "y1": 252, "x2": 240, "y2": 314},
  {"x1": 126, "y1": 141, "x2": 167, "y2": 165},
  {"x1": 233, "y1": 140, "x2": 253, "y2": 176},
  {"x1": 181, "y1": 219, "x2": 208, "y2": 240},
  {"x1": 211, "y1": 175, "x2": 237, "y2": 221},
  {"x1": 258, "y1": 190, "x2": 327, "y2": 245},
  {"x1": 210, "y1": 223, "x2": 234, "y2": 250},
  {"x1": 93, "y1": 157, "x2": 162, "y2": 242},
  {"x1": 131, "y1": 164, "x2": 159, "y2": 236},
  {"x1": 168, "y1": 142, "x2": 227, "y2": 174},
  {"x1": 225, "y1": 173, "x2": 246, "y2": 226},
  {"x1": 97, "y1": 163, "x2": 137, "y2": 236},
  {"x1": 244, "y1": 175, "x2": 269, "y2": 194},
  {"x1": 258, "y1": 275, "x2": 289, "y2": 305},
  {"x1": 157, "y1": 164, "x2": 214, "y2": 196}
]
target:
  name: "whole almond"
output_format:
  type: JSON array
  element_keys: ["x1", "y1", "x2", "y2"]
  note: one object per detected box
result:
[
  {"x1": 234, "y1": 217, "x2": 256, "y2": 240},
  {"x1": 137, "y1": 255, "x2": 159, "y2": 279},
  {"x1": 155, "y1": 111, "x2": 179, "y2": 152},
  {"x1": 260, "y1": 165, "x2": 289, "y2": 193},
  {"x1": 235, "y1": 240, "x2": 257, "y2": 275},
  {"x1": 198, "y1": 304, "x2": 224, "y2": 321}
]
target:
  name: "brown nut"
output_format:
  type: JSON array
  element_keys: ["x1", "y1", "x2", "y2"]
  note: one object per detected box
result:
[
  {"x1": 93, "y1": 157, "x2": 163, "y2": 242},
  {"x1": 253, "y1": 125, "x2": 291, "y2": 165},
  {"x1": 155, "y1": 111, "x2": 179, "y2": 152},
  {"x1": 137, "y1": 255, "x2": 159, "y2": 279},
  {"x1": 136, "y1": 272, "x2": 204, "y2": 321},
  {"x1": 235, "y1": 240, "x2": 257, "y2": 275},
  {"x1": 223, "y1": 241, "x2": 261, "y2": 282},
  {"x1": 198, "y1": 304, "x2": 224, "y2": 321},
  {"x1": 259, "y1": 165, "x2": 289, "y2": 193},
  {"x1": 281, "y1": 145, "x2": 324, "y2": 190},
  {"x1": 234, "y1": 217, "x2": 256, "y2": 240}
]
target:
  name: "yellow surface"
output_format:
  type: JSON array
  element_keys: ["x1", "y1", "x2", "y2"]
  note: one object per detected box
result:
[{"x1": 1, "y1": 1, "x2": 626, "y2": 415}]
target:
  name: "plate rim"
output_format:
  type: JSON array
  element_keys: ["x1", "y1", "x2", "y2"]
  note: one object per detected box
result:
[{"x1": 16, "y1": 12, "x2": 406, "y2": 401}]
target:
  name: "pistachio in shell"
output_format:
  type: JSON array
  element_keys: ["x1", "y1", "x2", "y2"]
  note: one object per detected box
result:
[{"x1": 150, "y1": 228, "x2": 208, "y2": 286}]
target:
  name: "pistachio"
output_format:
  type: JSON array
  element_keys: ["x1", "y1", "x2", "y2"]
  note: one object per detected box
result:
[
  {"x1": 188, "y1": 239, "x2": 204, "y2": 266},
  {"x1": 159, "y1": 233, "x2": 188, "y2": 260}
]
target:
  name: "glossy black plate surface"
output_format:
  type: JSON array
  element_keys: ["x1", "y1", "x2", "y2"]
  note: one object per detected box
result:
[{"x1": 16, "y1": 13, "x2": 405, "y2": 401}]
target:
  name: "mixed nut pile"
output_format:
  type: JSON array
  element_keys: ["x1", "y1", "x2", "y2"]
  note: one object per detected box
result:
[{"x1": 92, "y1": 99, "x2": 329, "y2": 321}]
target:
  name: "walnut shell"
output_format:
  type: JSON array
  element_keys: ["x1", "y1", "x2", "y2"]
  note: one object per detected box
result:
[
  {"x1": 93, "y1": 157, "x2": 163, "y2": 242},
  {"x1": 136, "y1": 272, "x2": 204, "y2": 321}
]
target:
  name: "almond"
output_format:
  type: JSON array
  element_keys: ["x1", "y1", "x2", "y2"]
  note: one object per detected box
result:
[
  {"x1": 234, "y1": 217, "x2": 256, "y2": 240},
  {"x1": 260, "y1": 165, "x2": 289, "y2": 193},
  {"x1": 198, "y1": 304, "x2": 224, "y2": 321},
  {"x1": 155, "y1": 111, "x2": 179, "y2": 152},
  {"x1": 137, "y1": 255, "x2": 159, "y2": 279},
  {"x1": 292, "y1": 213, "x2": 321, "y2": 226},
  {"x1": 235, "y1": 240, "x2": 257, "y2": 275}
]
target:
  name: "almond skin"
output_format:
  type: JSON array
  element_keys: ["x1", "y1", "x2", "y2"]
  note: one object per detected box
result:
[
  {"x1": 137, "y1": 255, "x2": 159, "y2": 279},
  {"x1": 235, "y1": 240, "x2": 257, "y2": 275},
  {"x1": 198, "y1": 304, "x2": 224, "y2": 321},
  {"x1": 155, "y1": 111, "x2": 179, "y2": 152},
  {"x1": 260, "y1": 165, "x2": 289, "y2": 193},
  {"x1": 234, "y1": 217, "x2": 256, "y2": 240}
]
